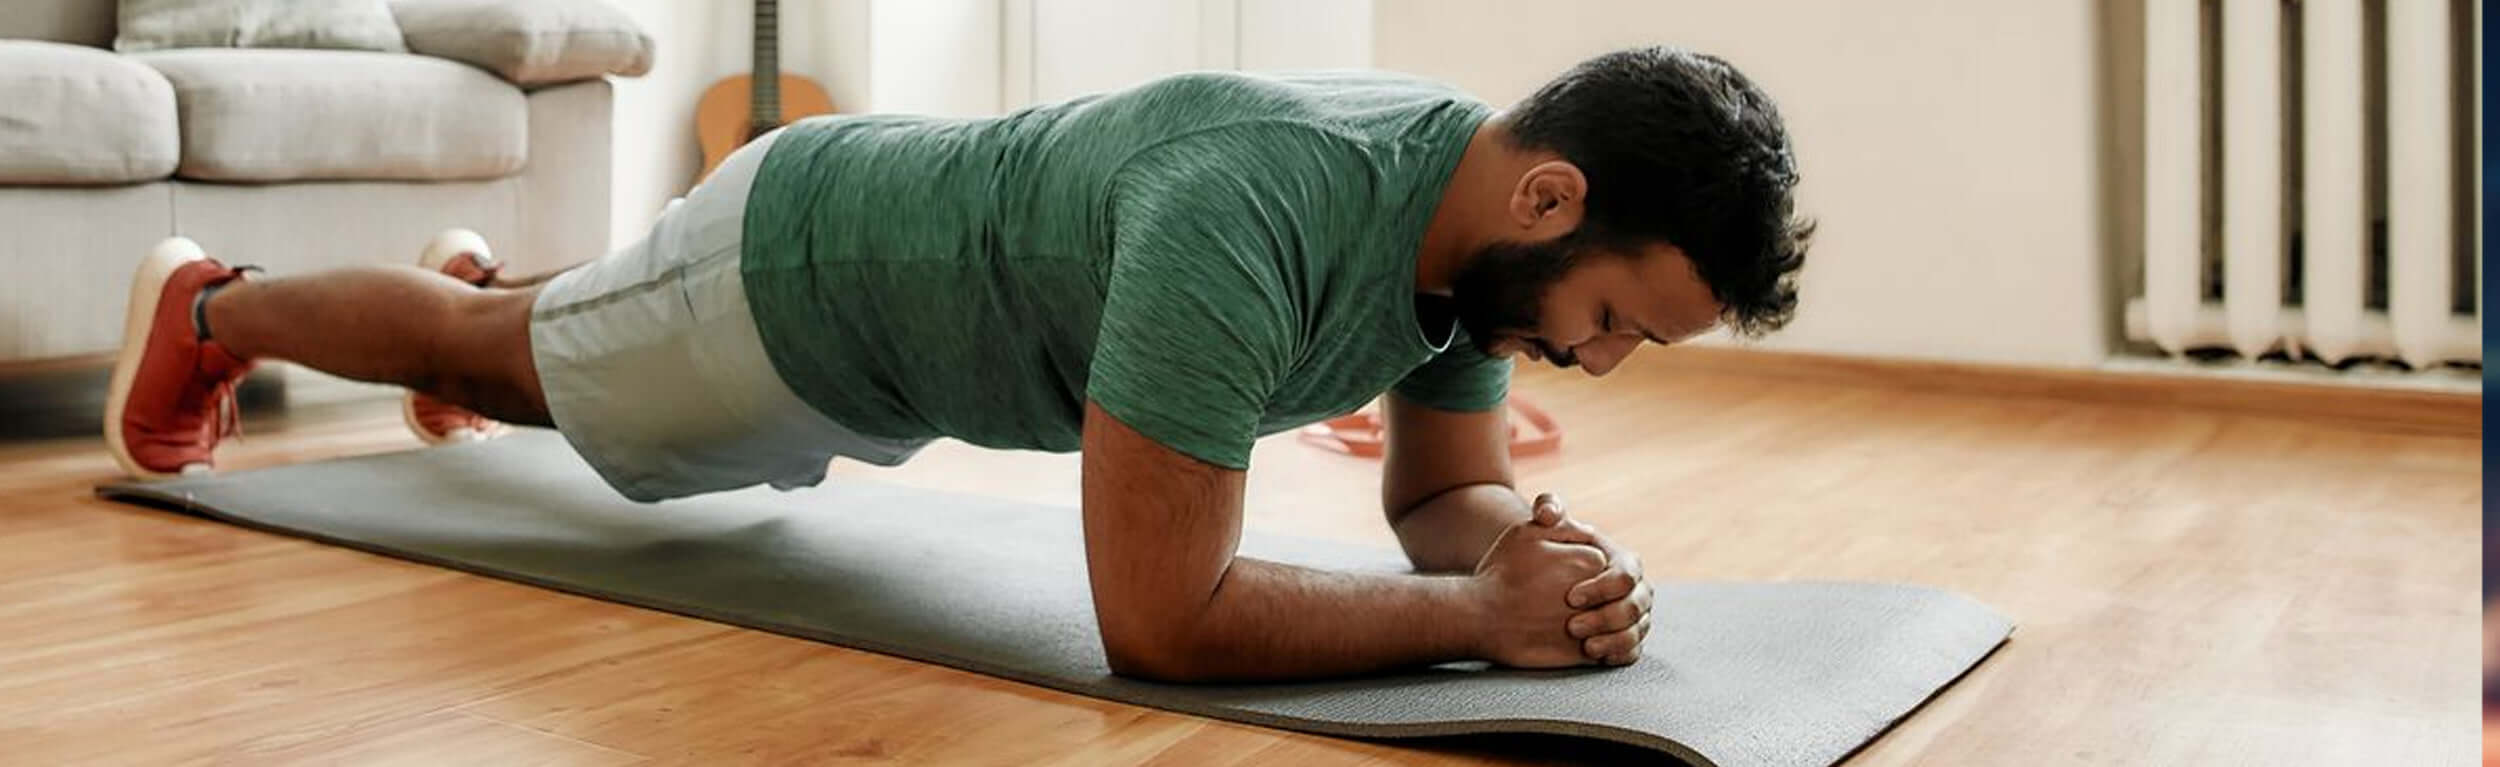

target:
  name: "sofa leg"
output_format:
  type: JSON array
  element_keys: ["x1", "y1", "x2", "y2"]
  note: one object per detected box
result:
[
  {"x1": 236, "y1": 367, "x2": 287, "y2": 413},
  {"x1": 0, "y1": 357, "x2": 297, "y2": 442}
]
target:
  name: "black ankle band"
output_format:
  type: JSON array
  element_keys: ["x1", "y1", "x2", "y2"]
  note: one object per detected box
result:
[
  {"x1": 191, "y1": 265, "x2": 262, "y2": 341},
  {"x1": 192, "y1": 282, "x2": 226, "y2": 341}
]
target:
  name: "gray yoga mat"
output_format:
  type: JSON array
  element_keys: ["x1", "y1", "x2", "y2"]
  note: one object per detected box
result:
[{"x1": 99, "y1": 430, "x2": 2011, "y2": 766}]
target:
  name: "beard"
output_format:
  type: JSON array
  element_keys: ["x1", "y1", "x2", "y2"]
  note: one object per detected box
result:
[{"x1": 1448, "y1": 235, "x2": 1581, "y2": 365}]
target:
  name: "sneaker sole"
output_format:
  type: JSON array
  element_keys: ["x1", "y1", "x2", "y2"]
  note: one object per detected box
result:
[
  {"x1": 401, "y1": 393, "x2": 497, "y2": 446},
  {"x1": 416, "y1": 228, "x2": 490, "y2": 276},
  {"x1": 103, "y1": 237, "x2": 210, "y2": 481}
]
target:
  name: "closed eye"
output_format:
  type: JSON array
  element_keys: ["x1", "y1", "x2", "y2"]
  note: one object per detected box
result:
[{"x1": 1606, "y1": 306, "x2": 1671, "y2": 345}]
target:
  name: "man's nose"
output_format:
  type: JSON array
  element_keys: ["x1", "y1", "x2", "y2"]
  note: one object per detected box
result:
[{"x1": 1575, "y1": 337, "x2": 1640, "y2": 377}]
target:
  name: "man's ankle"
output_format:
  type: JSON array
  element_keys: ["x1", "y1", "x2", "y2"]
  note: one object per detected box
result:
[{"x1": 192, "y1": 281, "x2": 230, "y2": 342}]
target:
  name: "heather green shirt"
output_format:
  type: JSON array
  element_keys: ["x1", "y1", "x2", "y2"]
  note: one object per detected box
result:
[{"x1": 740, "y1": 71, "x2": 1509, "y2": 469}]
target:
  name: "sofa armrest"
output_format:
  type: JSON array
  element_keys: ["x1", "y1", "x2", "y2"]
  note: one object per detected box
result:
[{"x1": 390, "y1": 0, "x2": 652, "y2": 87}]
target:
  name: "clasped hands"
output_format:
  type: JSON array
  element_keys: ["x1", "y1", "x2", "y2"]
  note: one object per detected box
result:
[{"x1": 1471, "y1": 493, "x2": 1654, "y2": 668}]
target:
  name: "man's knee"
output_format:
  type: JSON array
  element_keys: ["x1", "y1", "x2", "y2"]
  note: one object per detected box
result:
[
  {"x1": 425, "y1": 288, "x2": 546, "y2": 421},
  {"x1": 443, "y1": 288, "x2": 536, "y2": 361}
]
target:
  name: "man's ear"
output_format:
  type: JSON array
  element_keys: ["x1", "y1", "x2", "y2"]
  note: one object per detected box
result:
[{"x1": 1506, "y1": 160, "x2": 1587, "y2": 239}]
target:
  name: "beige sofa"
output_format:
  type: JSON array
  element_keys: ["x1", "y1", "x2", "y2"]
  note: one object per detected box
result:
[{"x1": 0, "y1": 0, "x2": 648, "y2": 364}]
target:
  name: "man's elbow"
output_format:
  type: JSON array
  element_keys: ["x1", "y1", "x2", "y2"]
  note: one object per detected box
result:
[{"x1": 1101, "y1": 623, "x2": 1221, "y2": 683}]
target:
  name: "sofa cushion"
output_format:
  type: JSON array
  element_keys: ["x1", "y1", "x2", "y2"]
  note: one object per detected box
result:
[
  {"x1": 137, "y1": 48, "x2": 525, "y2": 182},
  {"x1": 392, "y1": 0, "x2": 653, "y2": 86},
  {"x1": 0, "y1": 0, "x2": 117, "y2": 46},
  {"x1": 0, "y1": 41, "x2": 179, "y2": 184},
  {"x1": 115, "y1": 0, "x2": 406, "y2": 53}
]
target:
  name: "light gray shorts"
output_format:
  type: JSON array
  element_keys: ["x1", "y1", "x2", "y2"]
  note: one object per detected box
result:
[{"x1": 528, "y1": 129, "x2": 931, "y2": 503}]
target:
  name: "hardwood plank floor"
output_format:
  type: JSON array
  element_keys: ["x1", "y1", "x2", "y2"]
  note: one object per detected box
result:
[{"x1": 0, "y1": 348, "x2": 2478, "y2": 765}]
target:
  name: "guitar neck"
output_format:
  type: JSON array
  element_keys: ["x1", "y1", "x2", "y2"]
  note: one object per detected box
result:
[{"x1": 749, "y1": 0, "x2": 780, "y2": 129}]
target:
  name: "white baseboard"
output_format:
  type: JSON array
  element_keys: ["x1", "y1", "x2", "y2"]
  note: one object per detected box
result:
[{"x1": 2097, "y1": 354, "x2": 2484, "y2": 395}]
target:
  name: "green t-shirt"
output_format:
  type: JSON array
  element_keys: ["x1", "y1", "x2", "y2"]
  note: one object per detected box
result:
[{"x1": 740, "y1": 71, "x2": 1509, "y2": 470}]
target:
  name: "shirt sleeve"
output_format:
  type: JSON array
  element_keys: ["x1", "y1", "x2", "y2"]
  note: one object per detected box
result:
[
  {"x1": 1391, "y1": 331, "x2": 1513, "y2": 412},
  {"x1": 1085, "y1": 136, "x2": 1312, "y2": 470}
]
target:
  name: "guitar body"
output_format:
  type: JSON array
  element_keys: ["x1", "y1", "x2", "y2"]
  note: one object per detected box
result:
[{"x1": 693, "y1": 73, "x2": 835, "y2": 185}]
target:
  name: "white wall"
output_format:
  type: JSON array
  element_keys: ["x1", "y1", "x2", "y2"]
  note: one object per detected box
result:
[
  {"x1": 1027, "y1": 0, "x2": 1211, "y2": 103},
  {"x1": 601, "y1": 0, "x2": 1376, "y2": 248},
  {"x1": 1239, "y1": 0, "x2": 1371, "y2": 71},
  {"x1": 601, "y1": 0, "x2": 2119, "y2": 368},
  {"x1": 869, "y1": 0, "x2": 1001, "y2": 117},
  {"x1": 600, "y1": 0, "x2": 869, "y2": 250},
  {"x1": 1374, "y1": 0, "x2": 2113, "y2": 368},
  {"x1": 1010, "y1": 0, "x2": 1375, "y2": 107}
]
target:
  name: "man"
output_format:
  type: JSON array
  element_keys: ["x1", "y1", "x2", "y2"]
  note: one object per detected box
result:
[{"x1": 105, "y1": 46, "x2": 1809, "y2": 683}]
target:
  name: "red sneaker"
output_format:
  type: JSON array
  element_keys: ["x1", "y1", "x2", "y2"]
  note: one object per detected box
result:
[
  {"x1": 104, "y1": 237, "x2": 257, "y2": 479},
  {"x1": 403, "y1": 229, "x2": 507, "y2": 445}
]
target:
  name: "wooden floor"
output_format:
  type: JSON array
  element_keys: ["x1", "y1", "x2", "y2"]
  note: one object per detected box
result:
[{"x1": 0, "y1": 349, "x2": 2479, "y2": 765}]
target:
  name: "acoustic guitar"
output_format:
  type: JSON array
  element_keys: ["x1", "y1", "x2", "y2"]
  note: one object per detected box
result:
[{"x1": 693, "y1": 0, "x2": 834, "y2": 185}]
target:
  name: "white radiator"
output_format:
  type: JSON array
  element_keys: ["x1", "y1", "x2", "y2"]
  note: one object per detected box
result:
[{"x1": 2127, "y1": 0, "x2": 2481, "y2": 370}]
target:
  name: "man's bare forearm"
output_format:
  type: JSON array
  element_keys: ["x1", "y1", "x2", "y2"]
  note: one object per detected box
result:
[
  {"x1": 1389, "y1": 483, "x2": 1533, "y2": 573},
  {"x1": 1146, "y1": 558, "x2": 1484, "y2": 682}
]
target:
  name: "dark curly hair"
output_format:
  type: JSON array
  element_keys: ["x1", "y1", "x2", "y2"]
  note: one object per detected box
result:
[{"x1": 1504, "y1": 46, "x2": 1813, "y2": 337}]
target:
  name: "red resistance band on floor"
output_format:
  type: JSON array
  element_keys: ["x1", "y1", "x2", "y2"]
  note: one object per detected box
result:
[{"x1": 1296, "y1": 399, "x2": 1561, "y2": 458}]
